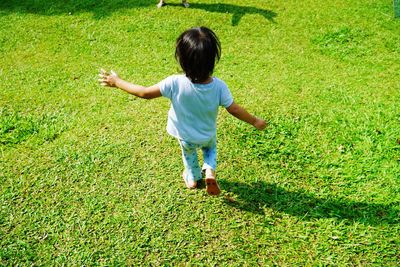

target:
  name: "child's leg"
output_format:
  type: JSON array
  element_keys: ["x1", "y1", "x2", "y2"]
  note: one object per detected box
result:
[
  {"x1": 178, "y1": 140, "x2": 202, "y2": 188},
  {"x1": 201, "y1": 138, "x2": 217, "y2": 176},
  {"x1": 201, "y1": 139, "x2": 220, "y2": 195}
]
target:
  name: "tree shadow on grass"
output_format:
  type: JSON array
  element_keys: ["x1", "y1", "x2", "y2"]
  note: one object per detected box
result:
[
  {"x1": 0, "y1": 1, "x2": 277, "y2": 25},
  {"x1": 168, "y1": 2, "x2": 277, "y2": 26},
  {"x1": 220, "y1": 180, "x2": 400, "y2": 226},
  {"x1": 0, "y1": 0, "x2": 153, "y2": 19}
]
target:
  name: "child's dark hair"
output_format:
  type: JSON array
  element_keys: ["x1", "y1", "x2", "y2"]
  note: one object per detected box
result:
[{"x1": 175, "y1": 27, "x2": 221, "y2": 83}]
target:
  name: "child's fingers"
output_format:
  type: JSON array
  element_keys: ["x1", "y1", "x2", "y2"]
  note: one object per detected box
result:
[
  {"x1": 98, "y1": 78, "x2": 109, "y2": 86},
  {"x1": 99, "y1": 80, "x2": 109, "y2": 86},
  {"x1": 111, "y1": 70, "x2": 117, "y2": 76},
  {"x1": 100, "y1": 68, "x2": 108, "y2": 75}
]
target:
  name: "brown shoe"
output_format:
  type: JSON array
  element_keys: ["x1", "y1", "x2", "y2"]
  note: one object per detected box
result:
[{"x1": 205, "y1": 177, "x2": 220, "y2": 195}]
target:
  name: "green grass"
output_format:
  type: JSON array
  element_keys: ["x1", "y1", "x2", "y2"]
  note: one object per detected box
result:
[{"x1": 1, "y1": 0, "x2": 399, "y2": 265}]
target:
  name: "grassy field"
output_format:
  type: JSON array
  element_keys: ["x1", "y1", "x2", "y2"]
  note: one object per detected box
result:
[{"x1": 1, "y1": 0, "x2": 399, "y2": 265}]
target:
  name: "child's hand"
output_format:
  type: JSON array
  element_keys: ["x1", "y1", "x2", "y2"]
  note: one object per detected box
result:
[
  {"x1": 98, "y1": 69, "x2": 120, "y2": 87},
  {"x1": 253, "y1": 117, "x2": 267, "y2": 130}
]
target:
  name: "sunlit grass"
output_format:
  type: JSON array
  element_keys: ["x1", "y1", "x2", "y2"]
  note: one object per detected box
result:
[{"x1": 1, "y1": 0, "x2": 399, "y2": 265}]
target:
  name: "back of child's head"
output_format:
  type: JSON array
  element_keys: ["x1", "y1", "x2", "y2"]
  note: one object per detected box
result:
[{"x1": 175, "y1": 27, "x2": 221, "y2": 83}]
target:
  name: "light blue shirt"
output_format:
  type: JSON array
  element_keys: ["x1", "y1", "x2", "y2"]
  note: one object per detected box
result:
[{"x1": 158, "y1": 75, "x2": 234, "y2": 144}]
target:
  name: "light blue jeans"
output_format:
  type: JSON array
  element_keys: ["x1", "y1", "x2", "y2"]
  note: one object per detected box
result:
[{"x1": 178, "y1": 138, "x2": 217, "y2": 183}]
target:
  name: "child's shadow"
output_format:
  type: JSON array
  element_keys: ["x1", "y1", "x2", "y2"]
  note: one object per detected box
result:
[
  {"x1": 221, "y1": 180, "x2": 399, "y2": 226},
  {"x1": 169, "y1": 3, "x2": 277, "y2": 26}
]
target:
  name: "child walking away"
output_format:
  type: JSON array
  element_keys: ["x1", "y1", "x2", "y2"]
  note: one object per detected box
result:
[{"x1": 99, "y1": 26, "x2": 266, "y2": 195}]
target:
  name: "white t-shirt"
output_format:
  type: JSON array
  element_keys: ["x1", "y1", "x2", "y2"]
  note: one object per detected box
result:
[{"x1": 158, "y1": 74, "x2": 234, "y2": 144}]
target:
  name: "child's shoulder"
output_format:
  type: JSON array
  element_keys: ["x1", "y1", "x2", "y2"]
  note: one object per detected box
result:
[
  {"x1": 212, "y1": 76, "x2": 229, "y2": 88},
  {"x1": 212, "y1": 76, "x2": 224, "y2": 83},
  {"x1": 162, "y1": 74, "x2": 188, "y2": 84},
  {"x1": 160, "y1": 74, "x2": 187, "y2": 85},
  {"x1": 167, "y1": 74, "x2": 186, "y2": 80}
]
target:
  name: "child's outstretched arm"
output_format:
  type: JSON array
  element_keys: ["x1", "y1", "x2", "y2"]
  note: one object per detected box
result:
[
  {"x1": 226, "y1": 102, "x2": 267, "y2": 130},
  {"x1": 98, "y1": 69, "x2": 161, "y2": 99}
]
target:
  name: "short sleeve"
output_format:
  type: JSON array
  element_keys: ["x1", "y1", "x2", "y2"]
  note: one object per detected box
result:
[
  {"x1": 158, "y1": 75, "x2": 175, "y2": 99},
  {"x1": 219, "y1": 82, "x2": 234, "y2": 108}
]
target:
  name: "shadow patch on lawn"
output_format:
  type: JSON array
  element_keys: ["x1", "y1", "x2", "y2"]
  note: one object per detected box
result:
[
  {"x1": 0, "y1": 0, "x2": 152, "y2": 19},
  {"x1": 221, "y1": 180, "x2": 399, "y2": 226},
  {"x1": 167, "y1": 2, "x2": 277, "y2": 26},
  {"x1": 0, "y1": 1, "x2": 277, "y2": 25},
  {"x1": 0, "y1": 109, "x2": 68, "y2": 146}
]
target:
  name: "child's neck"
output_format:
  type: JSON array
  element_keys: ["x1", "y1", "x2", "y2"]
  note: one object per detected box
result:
[{"x1": 197, "y1": 77, "x2": 213, "y2": 84}]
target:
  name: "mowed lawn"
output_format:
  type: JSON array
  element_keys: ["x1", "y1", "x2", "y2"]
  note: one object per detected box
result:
[{"x1": 1, "y1": 0, "x2": 399, "y2": 265}]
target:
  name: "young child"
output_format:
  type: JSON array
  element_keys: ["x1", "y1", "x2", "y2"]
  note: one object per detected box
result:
[{"x1": 99, "y1": 26, "x2": 266, "y2": 195}]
